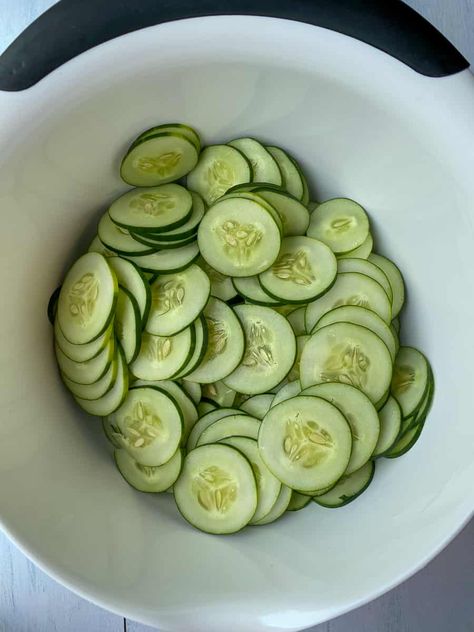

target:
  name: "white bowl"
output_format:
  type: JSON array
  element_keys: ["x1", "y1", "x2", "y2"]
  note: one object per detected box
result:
[{"x1": 0, "y1": 14, "x2": 473, "y2": 632}]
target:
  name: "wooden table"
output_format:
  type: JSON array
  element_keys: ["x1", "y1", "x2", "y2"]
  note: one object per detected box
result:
[{"x1": 0, "y1": 1, "x2": 472, "y2": 630}]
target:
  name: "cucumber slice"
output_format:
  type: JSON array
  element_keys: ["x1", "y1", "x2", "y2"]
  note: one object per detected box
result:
[
  {"x1": 286, "y1": 335, "x2": 310, "y2": 383},
  {"x1": 109, "y1": 386, "x2": 183, "y2": 466},
  {"x1": 186, "y1": 407, "x2": 243, "y2": 452},
  {"x1": 146, "y1": 264, "x2": 210, "y2": 336},
  {"x1": 337, "y1": 233, "x2": 373, "y2": 260},
  {"x1": 75, "y1": 343, "x2": 129, "y2": 416},
  {"x1": 197, "y1": 257, "x2": 237, "y2": 302},
  {"x1": 228, "y1": 138, "x2": 282, "y2": 185},
  {"x1": 197, "y1": 400, "x2": 217, "y2": 416},
  {"x1": 252, "y1": 188, "x2": 310, "y2": 237},
  {"x1": 314, "y1": 305, "x2": 397, "y2": 361},
  {"x1": 337, "y1": 258, "x2": 392, "y2": 302},
  {"x1": 300, "y1": 322, "x2": 393, "y2": 405},
  {"x1": 290, "y1": 156, "x2": 310, "y2": 205},
  {"x1": 287, "y1": 491, "x2": 311, "y2": 512},
  {"x1": 221, "y1": 190, "x2": 283, "y2": 235},
  {"x1": 57, "y1": 252, "x2": 117, "y2": 345},
  {"x1": 196, "y1": 414, "x2": 260, "y2": 447},
  {"x1": 301, "y1": 382, "x2": 380, "y2": 474},
  {"x1": 187, "y1": 145, "x2": 252, "y2": 205},
  {"x1": 121, "y1": 132, "x2": 199, "y2": 186},
  {"x1": 368, "y1": 253, "x2": 405, "y2": 318},
  {"x1": 124, "y1": 241, "x2": 199, "y2": 274},
  {"x1": 313, "y1": 461, "x2": 375, "y2": 508},
  {"x1": 232, "y1": 275, "x2": 280, "y2": 306},
  {"x1": 223, "y1": 304, "x2": 296, "y2": 395},
  {"x1": 109, "y1": 184, "x2": 192, "y2": 233},
  {"x1": 240, "y1": 394, "x2": 274, "y2": 419},
  {"x1": 198, "y1": 196, "x2": 281, "y2": 277},
  {"x1": 130, "y1": 326, "x2": 195, "y2": 381},
  {"x1": 185, "y1": 297, "x2": 245, "y2": 383},
  {"x1": 180, "y1": 380, "x2": 201, "y2": 405},
  {"x1": 54, "y1": 317, "x2": 112, "y2": 363},
  {"x1": 62, "y1": 349, "x2": 118, "y2": 400},
  {"x1": 174, "y1": 444, "x2": 258, "y2": 534},
  {"x1": 372, "y1": 396, "x2": 402, "y2": 457},
  {"x1": 221, "y1": 436, "x2": 281, "y2": 524},
  {"x1": 201, "y1": 381, "x2": 237, "y2": 408},
  {"x1": 55, "y1": 337, "x2": 115, "y2": 385},
  {"x1": 391, "y1": 347, "x2": 430, "y2": 418},
  {"x1": 385, "y1": 422, "x2": 425, "y2": 458},
  {"x1": 266, "y1": 146, "x2": 305, "y2": 200},
  {"x1": 173, "y1": 316, "x2": 208, "y2": 378},
  {"x1": 130, "y1": 232, "x2": 197, "y2": 250},
  {"x1": 258, "y1": 395, "x2": 352, "y2": 492},
  {"x1": 130, "y1": 123, "x2": 201, "y2": 152},
  {"x1": 98, "y1": 213, "x2": 158, "y2": 256},
  {"x1": 114, "y1": 448, "x2": 183, "y2": 493},
  {"x1": 115, "y1": 286, "x2": 141, "y2": 364},
  {"x1": 132, "y1": 192, "x2": 205, "y2": 242},
  {"x1": 254, "y1": 484, "x2": 293, "y2": 524},
  {"x1": 259, "y1": 236, "x2": 337, "y2": 304},
  {"x1": 106, "y1": 256, "x2": 150, "y2": 326},
  {"x1": 305, "y1": 271, "x2": 392, "y2": 332},
  {"x1": 287, "y1": 306, "x2": 306, "y2": 336},
  {"x1": 47, "y1": 286, "x2": 61, "y2": 325},
  {"x1": 307, "y1": 198, "x2": 369, "y2": 254},
  {"x1": 88, "y1": 235, "x2": 115, "y2": 258},
  {"x1": 391, "y1": 317, "x2": 400, "y2": 335},
  {"x1": 270, "y1": 380, "x2": 301, "y2": 408}
]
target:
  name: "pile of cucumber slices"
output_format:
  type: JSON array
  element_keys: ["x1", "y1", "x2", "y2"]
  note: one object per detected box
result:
[{"x1": 49, "y1": 122, "x2": 433, "y2": 534}]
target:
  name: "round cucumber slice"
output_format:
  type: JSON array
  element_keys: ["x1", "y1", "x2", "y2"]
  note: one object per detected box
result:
[
  {"x1": 368, "y1": 253, "x2": 405, "y2": 318},
  {"x1": 180, "y1": 380, "x2": 201, "y2": 405},
  {"x1": 258, "y1": 395, "x2": 352, "y2": 492},
  {"x1": 106, "y1": 256, "x2": 150, "y2": 326},
  {"x1": 146, "y1": 264, "x2": 210, "y2": 337},
  {"x1": 259, "y1": 236, "x2": 337, "y2": 304},
  {"x1": 240, "y1": 394, "x2": 274, "y2": 419},
  {"x1": 197, "y1": 257, "x2": 237, "y2": 302},
  {"x1": 270, "y1": 380, "x2": 302, "y2": 409},
  {"x1": 287, "y1": 491, "x2": 311, "y2": 512},
  {"x1": 121, "y1": 132, "x2": 199, "y2": 186},
  {"x1": 286, "y1": 335, "x2": 310, "y2": 383},
  {"x1": 114, "y1": 448, "x2": 183, "y2": 493},
  {"x1": 313, "y1": 461, "x2": 375, "y2": 508},
  {"x1": 88, "y1": 235, "x2": 115, "y2": 258},
  {"x1": 115, "y1": 286, "x2": 141, "y2": 364},
  {"x1": 174, "y1": 444, "x2": 258, "y2": 534},
  {"x1": 130, "y1": 123, "x2": 201, "y2": 153},
  {"x1": 98, "y1": 213, "x2": 157, "y2": 256},
  {"x1": 232, "y1": 275, "x2": 280, "y2": 306},
  {"x1": 307, "y1": 198, "x2": 369, "y2": 254},
  {"x1": 337, "y1": 258, "x2": 392, "y2": 302},
  {"x1": 391, "y1": 346, "x2": 430, "y2": 418},
  {"x1": 300, "y1": 322, "x2": 393, "y2": 405},
  {"x1": 373, "y1": 396, "x2": 402, "y2": 457},
  {"x1": 124, "y1": 241, "x2": 199, "y2": 274},
  {"x1": 198, "y1": 196, "x2": 281, "y2": 277},
  {"x1": 132, "y1": 191, "x2": 204, "y2": 242},
  {"x1": 55, "y1": 337, "x2": 115, "y2": 385},
  {"x1": 54, "y1": 317, "x2": 112, "y2": 363},
  {"x1": 62, "y1": 349, "x2": 118, "y2": 401},
  {"x1": 57, "y1": 252, "x2": 117, "y2": 345},
  {"x1": 173, "y1": 316, "x2": 208, "y2": 379},
  {"x1": 266, "y1": 146, "x2": 305, "y2": 200},
  {"x1": 186, "y1": 407, "x2": 243, "y2": 452},
  {"x1": 252, "y1": 188, "x2": 310, "y2": 236},
  {"x1": 286, "y1": 306, "x2": 306, "y2": 336},
  {"x1": 337, "y1": 233, "x2": 373, "y2": 260},
  {"x1": 196, "y1": 414, "x2": 260, "y2": 446},
  {"x1": 130, "y1": 326, "x2": 195, "y2": 381},
  {"x1": 254, "y1": 484, "x2": 293, "y2": 524},
  {"x1": 228, "y1": 138, "x2": 282, "y2": 186},
  {"x1": 223, "y1": 304, "x2": 296, "y2": 395}
]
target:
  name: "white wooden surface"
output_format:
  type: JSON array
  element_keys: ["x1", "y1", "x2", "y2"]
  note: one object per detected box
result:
[{"x1": 0, "y1": 1, "x2": 473, "y2": 631}]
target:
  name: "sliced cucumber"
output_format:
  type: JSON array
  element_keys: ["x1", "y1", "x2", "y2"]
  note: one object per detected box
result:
[
  {"x1": 300, "y1": 382, "x2": 380, "y2": 474},
  {"x1": 54, "y1": 317, "x2": 112, "y2": 363},
  {"x1": 287, "y1": 491, "x2": 311, "y2": 512},
  {"x1": 62, "y1": 349, "x2": 118, "y2": 401},
  {"x1": 198, "y1": 196, "x2": 281, "y2": 277},
  {"x1": 186, "y1": 408, "x2": 243, "y2": 452},
  {"x1": 47, "y1": 286, "x2": 61, "y2": 325},
  {"x1": 180, "y1": 380, "x2": 201, "y2": 405},
  {"x1": 228, "y1": 138, "x2": 282, "y2": 185},
  {"x1": 305, "y1": 271, "x2": 392, "y2": 333},
  {"x1": 124, "y1": 241, "x2": 199, "y2": 274},
  {"x1": 114, "y1": 447, "x2": 183, "y2": 492},
  {"x1": 313, "y1": 461, "x2": 375, "y2": 508},
  {"x1": 337, "y1": 232, "x2": 373, "y2": 260},
  {"x1": 372, "y1": 396, "x2": 402, "y2": 457},
  {"x1": 258, "y1": 395, "x2": 352, "y2": 492},
  {"x1": 197, "y1": 400, "x2": 217, "y2": 416},
  {"x1": 254, "y1": 484, "x2": 292, "y2": 524},
  {"x1": 287, "y1": 306, "x2": 306, "y2": 336},
  {"x1": 286, "y1": 335, "x2": 310, "y2": 383},
  {"x1": 223, "y1": 304, "x2": 296, "y2": 395},
  {"x1": 391, "y1": 347, "x2": 429, "y2": 418},
  {"x1": 337, "y1": 258, "x2": 392, "y2": 302},
  {"x1": 55, "y1": 337, "x2": 115, "y2": 385},
  {"x1": 201, "y1": 380, "x2": 236, "y2": 408},
  {"x1": 368, "y1": 253, "x2": 405, "y2": 318},
  {"x1": 197, "y1": 414, "x2": 260, "y2": 446},
  {"x1": 173, "y1": 316, "x2": 208, "y2": 379},
  {"x1": 300, "y1": 322, "x2": 393, "y2": 405},
  {"x1": 174, "y1": 444, "x2": 257, "y2": 534},
  {"x1": 266, "y1": 146, "x2": 305, "y2": 200},
  {"x1": 107, "y1": 256, "x2": 150, "y2": 326},
  {"x1": 130, "y1": 232, "x2": 197, "y2": 250},
  {"x1": 253, "y1": 188, "x2": 310, "y2": 237},
  {"x1": 88, "y1": 235, "x2": 115, "y2": 258},
  {"x1": 98, "y1": 213, "x2": 157, "y2": 256},
  {"x1": 121, "y1": 132, "x2": 199, "y2": 186},
  {"x1": 197, "y1": 257, "x2": 237, "y2": 302},
  {"x1": 57, "y1": 252, "x2": 117, "y2": 345},
  {"x1": 307, "y1": 198, "x2": 369, "y2": 254},
  {"x1": 130, "y1": 326, "x2": 195, "y2": 381},
  {"x1": 270, "y1": 380, "x2": 301, "y2": 409},
  {"x1": 130, "y1": 123, "x2": 201, "y2": 153},
  {"x1": 240, "y1": 394, "x2": 274, "y2": 419},
  {"x1": 187, "y1": 145, "x2": 252, "y2": 205},
  {"x1": 391, "y1": 317, "x2": 400, "y2": 335},
  {"x1": 115, "y1": 286, "x2": 141, "y2": 364},
  {"x1": 232, "y1": 275, "x2": 280, "y2": 306}
]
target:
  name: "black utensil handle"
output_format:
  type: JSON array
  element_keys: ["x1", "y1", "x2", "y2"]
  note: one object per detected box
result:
[{"x1": 0, "y1": 0, "x2": 469, "y2": 91}]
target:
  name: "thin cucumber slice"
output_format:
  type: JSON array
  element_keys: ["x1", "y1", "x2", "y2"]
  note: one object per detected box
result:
[
  {"x1": 57, "y1": 252, "x2": 117, "y2": 345},
  {"x1": 254, "y1": 484, "x2": 292, "y2": 525},
  {"x1": 62, "y1": 349, "x2": 118, "y2": 400},
  {"x1": 286, "y1": 335, "x2": 310, "y2": 383},
  {"x1": 180, "y1": 380, "x2": 201, "y2": 405},
  {"x1": 197, "y1": 400, "x2": 217, "y2": 416},
  {"x1": 314, "y1": 305, "x2": 397, "y2": 362},
  {"x1": 287, "y1": 491, "x2": 311, "y2": 512},
  {"x1": 252, "y1": 188, "x2": 310, "y2": 237},
  {"x1": 121, "y1": 132, "x2": 199, "y2": 186},
  {"x1": 130, "y1": 123, "x2": 200, "y2": 152},
  {"x1": 305, "y1": 271, "x2": 392, "y2": 332},
  {"x1": 221, "y1": 191, "x2": 283, "y2": 235},
  {"x1": 173, "y1": 316, "x2": 208, "y2": 378},
  {"x1": 368, "y1": 253, "x2": 405, "y2": 318},
  {"x1": 232, "y1": 275, "x2": 280, "y2": 306},
  {"x1": 301, "y1": 382, "x2": 380, "y2": 475},
  {"x1": 270, "y1": 380, "x2": 301, "y2": 408},
  {"x1": 106, "y1": 256, "x2": 150, "y2": 326},
  {"x1": 266, "y1": 146, "x2": 305, "y2": 200},
  {"x1": 174, "y1": 444, "x2": 257, "y2": 534},
  {"x1": 313, "y1": 461, "x2": 375, "y2": 508},
  {"x1": 54, "y1": 317, "x2": 112, "y2": 363},
  {"x1": 198, "y1": 196, "x2": 281, "y2": 277},
  {"x1": 187, "y1": 145, "x2": 252, "y2": 205},
  {"x1": 109, "y1": 184, "x2": 192, "y2": 233},
  {"x1": 196, "y1": 414, "x2": 260, "y2": 447},
  {"x1": 287, "y1": 306, "x2": 306, "y2": 336},
  {"x1": 130, "y1": 232, "x2": 197, "y2": 250},
  {"x1": 185, "y1": 297, "x2": 245, "y2": 383},
  {"x1": 88, "y1": 235, "x2": 115, "y2": 258},
  {"x1": 124, "y1": 241, "x2": 199, "y2": 274},
  {"x1": 186, "y1": 408, "x2": 243, "y2": 452},
  {"x1": 115, "y1": 286, "x2": 141, "y2": 364},
  {"x1": 197, "y1": 257, "x2": 237, "y2": 302},
  {"x1": 372, "y1": 396, "x2": 402, "y2": 457},
  {"x1": 109, "y1": 386, "x2": 183, "y2": 466},
  {"x1": 47, "y1": 286, "x2": 61, "y2": 325},
  {"x1": 385, "y1": 421, "x2": 425, "y2": 458},
  {"x1": 221, "y1": 436, "x2": 281, "y2": 524},
  {"x1": 258, "y1": 395, "x2": 352, "y2": 492},
  {"x1": 201, "y1": 381, "x2": 236, "y2": 408},
  {"x1": 259, "y1": 236, "x2": 337, "y2": 304},
  {"x1": 289, "y1": 155, "x2": 310, "y2": 205},
  {"x1": 398, "y1": 377, "x2": 434, "y2": 438},
  {"x1": 98, "y1": 213, "x2": 157, "y2": 256},
  {"x1": 228, "y1": 138, "x2": 282, "y2": 185},
  {"x1": 391, "y1": 347, "x2": 429, "y2": 418},
  {"x1": 337, "y1": 233, "x2": 373, "y2": 260},
  {"x1": 55, "y1": 337, "x2": 115, "y2": 385},
  {"x1": 130, "y1": 326, "x2": 195, "y2": 381},
  {"x1": 224, "y1": 304, "x2": 296, "y2": 395},
  {"x1": 240, "y1": 394, "x2": 274, "y2": 419},
  {"x1": 75, "y1": 343, "x2": 128, "y2": 416},
  {"x1": 114, "y1": 448, "x2": 183, "y2": 493},
  {"x1": 337, "y1": 258, "x2": 392, "y2": 302},
  {"x1": 300, "y1": 322, "x2": 393, "y2": 405},
  {"x1": 307, "y1": 198, "x2": 369, "y2": 254},
  {"x1": 146, "y1": 264, "x2": 210, "y2": 336},
  {"x1": 391, "y1": 317, "x2": 400, "y2": 335}
]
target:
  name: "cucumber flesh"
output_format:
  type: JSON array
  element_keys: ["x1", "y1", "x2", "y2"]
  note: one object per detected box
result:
[
  {"x1": 391, "y1": 347, "x2": 429, "y2": 418},
  {"x1": 337, "y1": 258, "x2": 392, "y2": 302},
  {"x1": 307, "y1": 198, "x2": 369, "y2": 254},
  {"x1": 115, "y1": 447, "x2": 183, "y2": 492},
  {"x1": 368, "y1": 253, "x2": 405, "y2": 318},
  {"x1": 228, "y1": 138, "x2": 282, "y2": 186},
  {"x1": 287, "y1": 491, "x2": 311, "y2": 512},
  {"x1": 186, "y1": 407, "x2": 243, "y2": 452},
  {"x1": 131, "y1": 326, "x2": 195, "y2": 381},
  {"x1": 313, "y1": 461, "x2": 375, "y2": 508},
  {"x1": 337, "y1": 233, "x2": 373, "y2": 260},
  {"x1": 196, "y1": 414, "x2": 260, "y2": 446},
  {"x1": 254, "y1": 484, "x2": 292, "y2": 524},
  {"x1": 373, "y1": 396, "x2": 402, "y2": 457},
  {"x1": 107, "y1": 256, "x2": 150, "y2": 325},
  {"x1": 266, "y1": 146, "x2": 305, "y2": 200},
  {"x1": 240, "y1": 394, "x2": 274, "y2": 419}
]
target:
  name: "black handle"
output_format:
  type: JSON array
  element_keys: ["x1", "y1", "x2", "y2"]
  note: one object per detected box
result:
[{"x1": 0, "y1": 0, "x2": 469, "y2": 91}]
